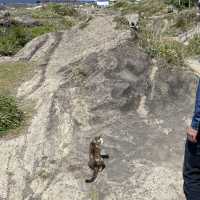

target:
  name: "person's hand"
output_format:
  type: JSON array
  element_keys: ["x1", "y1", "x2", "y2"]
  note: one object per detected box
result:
[{"x1": 186, "y1": 127, "x2": 198, "y2": 143}]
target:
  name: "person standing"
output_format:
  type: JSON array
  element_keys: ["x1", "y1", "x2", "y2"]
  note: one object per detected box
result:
[{"x1": 183, "y1": 79, "x2": 200, "y2": 200}]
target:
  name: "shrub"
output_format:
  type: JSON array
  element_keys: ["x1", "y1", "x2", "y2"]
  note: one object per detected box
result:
[
  {"x1": 0, "y1": 61, "x2": 32, "y2": 95},
  {"x1": 0, "y1": 61, "x2": 34, "y2": 136},
  {"x1": 112, "y1": 1, "x2": 130, "y2": 10},
  {"x1": 186, "y1": 34, "x2": 200, "y2": 56},
  {"x1": 0, "y1": 95, "x2": 24, "y2": 134},
  {"x1": 27, "y1": 24, "x2": 55, "y2": 38},
  {"x1": 47, "y1": 4, "x2": 78, "y2": 17},
  {"x1": 158, "y1": 40, "x2": 185, "y2": 65},
  {"x1": 0, "y1": 25, "x2": 31, "y2": 56},
  {"x1": 165, "y1": 0, "x2": 196, "y2": 9},
  {"x1": 0, "y1": 20, "x2": 72, "y2": 56},
  {"x1": 138, "y1": 20, "x2": 185, "y2": 65},
  {"x1": 111, "y1": 0, "x2": 166, "y2": 16},
  {"x1": 173, "y1": 10, "x2": 197, "y2": 31}
]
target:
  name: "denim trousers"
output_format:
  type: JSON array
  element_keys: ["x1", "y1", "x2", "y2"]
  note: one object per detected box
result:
[{"x1": 183, "y1": 139, "x2": 200, "y2": 200}]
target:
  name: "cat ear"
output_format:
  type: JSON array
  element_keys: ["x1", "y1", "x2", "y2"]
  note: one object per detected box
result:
[{"x1": 99, "y1": 138, "x2": 104, "y2": 145}]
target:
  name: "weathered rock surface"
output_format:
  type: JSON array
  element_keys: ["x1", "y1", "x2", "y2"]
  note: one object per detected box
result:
[
  {"x1": 0, "y1": 14, "x2": 42, "y2": 27},
  {"x1": 0, "y1": 10, "x2": 10, "y2": 18},
  {"x1": 177, "y1": 23, "x2": 200, "y2": 45},
  {"x1": 14, "y1": 16, "x2": 42, "y2": 27},
  {"x1": 0, "y1": 12, "x2": 198, "y2": 200}
]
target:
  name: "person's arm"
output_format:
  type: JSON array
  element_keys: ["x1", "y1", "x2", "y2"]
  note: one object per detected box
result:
[
  {"x1": 191, "y1": 79, "x2": 200, "y2": 131},
  {"x1": 187, "y1": 79, "x2": 200, "y2": 143}
]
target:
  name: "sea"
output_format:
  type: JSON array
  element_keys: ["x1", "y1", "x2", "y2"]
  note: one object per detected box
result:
[
  {"x1": 0, "y1": 0, "x2": 36, "y2": 4},
  {"x1": 0, "y1": 0, "x2": 96, "y2": 5}
]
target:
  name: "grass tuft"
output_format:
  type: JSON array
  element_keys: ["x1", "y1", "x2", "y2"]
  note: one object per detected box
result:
[
  {"x1": 0, "y1": 95, "x2": 24, "y2": 134},
  {"x1": 186, "y1": 34, "x2": 200, "y2": 56},
  {"x1": 111, "y1": 0, "x2": 167, "y2": 16},
  {"x1": 0, "y1": 61, "x2": 34, "y2": 136},
  {"x1": 138, "y1": 19, "x2": 185, "y2": 65},
  {"x1": 47, "y1": 3, "x2": 78, "y2": 17},
  {"x1": 0, "y1": 61, "x2": 33, "y2": 95}
]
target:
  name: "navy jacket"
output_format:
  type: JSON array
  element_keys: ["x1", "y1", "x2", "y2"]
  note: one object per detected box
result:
[{"x1": 191, "y1": 80, "x2": 200, "y2": 131}]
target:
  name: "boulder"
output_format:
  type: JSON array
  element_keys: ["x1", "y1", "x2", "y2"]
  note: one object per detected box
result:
[
  {"x1": 0, "y1": 13, "x2": 195, "y2": 200},
  {"x1": 0, "y1": 11, "x2": 11, "y2": 28},
  {"x1": 0, "y1": 10, "x2": 10, "y2": 19},
  {"x1": 0, "y1": 14, "x2": 42, "y2": 27},
  {"x1": 13, "y1": 16, "x2": 42, "y2": 27}
]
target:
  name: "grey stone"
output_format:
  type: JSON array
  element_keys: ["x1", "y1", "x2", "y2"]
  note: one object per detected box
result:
[
  {"x1": 13, "y1": 16, "x2": 42, "y2": 27},
  {"x1": 0, "y1": 11, "x2": 196, "y2": 200},
  {"x1": 0, "y1": 10, "x2": 10, "y2": 18}
]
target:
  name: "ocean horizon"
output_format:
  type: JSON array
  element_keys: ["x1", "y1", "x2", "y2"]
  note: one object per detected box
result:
[
  {"x1": 0, "y1": 0, "x2": 36, "y2": 4},
  {"x1": 0, "y1": 0, "x2": 97, "y2": 5}
]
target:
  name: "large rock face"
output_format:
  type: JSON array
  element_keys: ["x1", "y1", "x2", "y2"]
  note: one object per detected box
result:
[{"x1": 0, "y1": 13, "x2": 198, "y2": 200}]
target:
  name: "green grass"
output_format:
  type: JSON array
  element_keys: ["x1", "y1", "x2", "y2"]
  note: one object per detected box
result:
[
  {"x1": 0, "y1": 21, "x2": 73, "y2": 56},
  {"x1": 0, "y1": 4, "x2": 79, "y2": 56},
  {"x1": 27, "y1": 4, "x2": 78, "y2": 19},
  {"x1": 165, "y1": 0, "x2": 196, "y2": 10},
  {"x1": 111, "y1": 0, "x2": 200, "y2": 66},
  {"x1": 0, "y1": 25, "x2": 32, "y2": 56},
  {"x1": 167, "y1": 9, "x2": 198, "y2": 35},
  {"x1": 0, "y1": 5, "x2": 81, "y2": 135},
  {"x1": 0, "y1": 61, "x2": 34, "y2": 136},
  {"x1": 111, "y1": 0, "x2": 167, "y2": 16},
  {"x1": 0, "y1": 18, "x2": 75, "y2": 56},
  {"x1": 158, "y1": 40, "x2": 185, "y2": 65},
  {"x1": 47, "y1": 3, "x2": 78, "y2": 17},
  {"x1": 111, "y1": 0, "x2": 196, "y2": 18},
  {"x1": 0, "y1": 95, "x2": 24, "y2": 133},
  {"x1": 186, "y1": 34, "x2": 200, "y2": 56},
  {"x1": 137, "y1": 18, "x2": 186, "y2": 65},
  {"x1": 0, "y1": 61, "x2": 33, "y2": 95}
]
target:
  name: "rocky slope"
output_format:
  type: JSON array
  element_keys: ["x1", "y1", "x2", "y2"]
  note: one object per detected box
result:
[{"x1": 0, "y1": 10, "x2": 198, "y2": 200}]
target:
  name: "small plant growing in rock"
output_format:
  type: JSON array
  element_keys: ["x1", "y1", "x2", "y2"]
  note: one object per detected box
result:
[
  {"x1": 0, "y1": 25, "x2": 31, "y2": 56},
  {"x1": 90, "y1": 190, "x2": 99, "y2": 200},
  {"x1": 38, "y1": 169, "x2": 50, "y2": 179},
  {"x1": 0, "y1": 95, "x2": 24, "y2": 134},
  {"x1": 137, "y1": 18, "x2": 185, "y2": 65},
  {"x1": 158, "y1": 40, "x2": 185, "y2": 65},
  {"x1": 186, "y1": 34, "x2": 200, "y2": 56}
]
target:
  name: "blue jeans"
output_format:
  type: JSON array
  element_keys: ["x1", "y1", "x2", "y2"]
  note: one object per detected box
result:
[{"x1": 183, "y1": 139, "x2": 200, "y2": 200}]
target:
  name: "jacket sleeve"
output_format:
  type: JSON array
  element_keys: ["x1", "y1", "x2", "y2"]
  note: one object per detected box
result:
[{"x1": 191, "y1": 79, "x2": 200, "y2": 131}]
